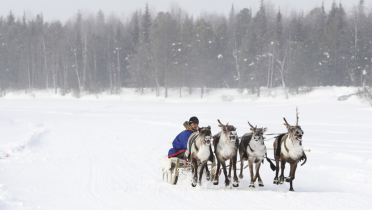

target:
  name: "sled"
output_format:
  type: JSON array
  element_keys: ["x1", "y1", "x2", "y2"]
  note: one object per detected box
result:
[{"x1": 162, "y1": 157, "x2": 216, "y2": 185}]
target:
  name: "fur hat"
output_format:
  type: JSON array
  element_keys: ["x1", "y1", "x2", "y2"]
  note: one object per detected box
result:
[{"x1": 189, "y1": 116, "x2": 199, "y2": 124}]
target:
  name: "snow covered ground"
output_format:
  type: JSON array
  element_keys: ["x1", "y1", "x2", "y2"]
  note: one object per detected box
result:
[{"x1": 0, "y1": 86, "x2": 371, "y2": 209}]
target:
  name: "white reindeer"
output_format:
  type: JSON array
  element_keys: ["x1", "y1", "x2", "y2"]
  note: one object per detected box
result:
[{"x1": 239, "y1": 122, "x2": 268, "y2": 188}]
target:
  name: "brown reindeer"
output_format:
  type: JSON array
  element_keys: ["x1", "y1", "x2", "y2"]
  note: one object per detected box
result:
[
  {"x1": 187, "y1": 126, "x2": 213, "y2": 187},
  {"x1": 273, "y1": 108, "x2": 307, "y2": 191},
  {"x1": 239, "y1": 122, "x2": 268, "y2": 188},
  {"x1": 213, "y1": 120, "x2": 239, "y2": 187}
]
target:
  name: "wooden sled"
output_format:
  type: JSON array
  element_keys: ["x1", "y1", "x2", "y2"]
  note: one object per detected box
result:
[{"x1": 163, "y1": 157, "x2": 216, "y2": 185}]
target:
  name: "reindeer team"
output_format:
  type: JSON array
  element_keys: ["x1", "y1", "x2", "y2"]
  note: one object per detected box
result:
[{"x1": 183, "y1": 108, "x2": 307, "y2": 191}]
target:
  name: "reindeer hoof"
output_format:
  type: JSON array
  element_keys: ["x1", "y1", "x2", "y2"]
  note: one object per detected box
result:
[
  {"x1": 239, "y1": 174, "x2": 243, "y2": 179},
  {"x1": 206, "y1": 171, "x2": 211, "y2": 181},
  {"x1": 273, "y1": 178, "x2": 278, "y2": 184},
  {"x1": 213, "y1": 181, "x2": 219, "y2": 185},
  {"x1": 259, "y1": 183, "x2": 264, "y2": 187},
  {"x1": 233, "y1": 181, "x2": 239, "y2": 187},
  {"x1": 249, "y1": 184, "x2": 255, "y2": 188},
  {"x1": 279, "y1": 177, "x2": 284, "y2": 184},
  {"x1": 289, "y1": 189, "x2": 294, "y2": 192},
  {"x1": 225, "y1": 181, "x2": 230, "y2": 187},
  {"x1": 191, "y1": 183, "x2": 196, "y2": 187}
]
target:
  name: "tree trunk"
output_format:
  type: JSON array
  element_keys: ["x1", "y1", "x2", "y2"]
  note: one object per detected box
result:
[
  {"x1": 52, "y1": 52, "x2": 57, "y2": 94},
  {"x1": 83, "y1": 32, "x2": 87, "y2": 91},
  {"x1": 74, "y1": 50, "x2": 82, "y2": 96},
  {"x1": 93, "y1": 50, "x2": 97, "y2": 92},
  {"x1": 117, "y1": 47, "x2": 121, "y2": 92},
  {"x1": 26, "y1": 45, "x2": 31, "y2": 92},
  {"x1": 108, "y1": 51, "x2": 113, "y2": 94},
  {"x1": 354, "y1": 14, "x2": 358, "y2": 86},
  {"x1": 42, "y1": 37, "x2": 48, "y2": 89},
  {"x1": 62, "y1": 55, "x2": 67, "y2": 95}
]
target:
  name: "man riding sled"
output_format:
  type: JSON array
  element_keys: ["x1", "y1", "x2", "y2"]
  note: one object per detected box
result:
[{"x1": 168, "y1": 116, "x2": 199, "y2": 159}]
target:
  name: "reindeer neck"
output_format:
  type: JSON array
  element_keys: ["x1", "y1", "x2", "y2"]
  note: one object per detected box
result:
[
  {"x1": 220, "y1": 131, "x2": 231, "y2": 143},
  {"x1": 282, "y1": 134, "x2": 303, "y2": 159}
]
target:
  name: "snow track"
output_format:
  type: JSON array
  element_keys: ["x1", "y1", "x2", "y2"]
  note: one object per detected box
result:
[{"x1": 0, "y1": 88, "x2": 370, "y2": 209}]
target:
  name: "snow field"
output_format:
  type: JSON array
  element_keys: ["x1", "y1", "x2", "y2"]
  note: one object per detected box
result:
[{"x1": 0, "y1": 87, "x2": 370, "y2": 209}]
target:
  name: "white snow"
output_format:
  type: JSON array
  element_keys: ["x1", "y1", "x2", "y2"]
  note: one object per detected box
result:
[{"x1": 0, "y1": 86, "x2": 371, "y2": 209}]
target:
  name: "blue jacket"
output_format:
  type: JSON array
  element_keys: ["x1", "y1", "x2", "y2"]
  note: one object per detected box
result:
[{"x1": 168, "y1": 129, "x2": 195, "y2": 158}]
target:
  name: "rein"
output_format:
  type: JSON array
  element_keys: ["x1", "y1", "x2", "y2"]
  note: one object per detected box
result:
[{"x1": 264, "y1": 133, "x2": 286, "y2": 141}]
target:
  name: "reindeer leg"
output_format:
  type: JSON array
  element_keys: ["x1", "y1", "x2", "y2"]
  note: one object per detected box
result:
[
  {"x1": 255, "y1": 162, "x2": 264, "y2": 187},
  {"x1": 288, "y1": 163, "x2": 298, "y2": 191},
  {"x1": 286, "y1": 163, "x2": 294, "y2": 182},
  {"x1": 248, "y1": 160, "x2": 255, "y2": 188},
  {"x1": 292, "y1": 163, "x2": 298, "y2": 181},
  {"x1": 221, "y1": 161, "x2": 230, "y2": 187},
  {"x1": 232, "y1": 155, "x2": 239, "y2": 187},
  {"x1": 273, "y1": 157, "x2": 280, "y2": 184},
  {"x1": 205, "y1": 161, "x2": 211, "y2": 181},
  {"x1": 228, "y1": 159, "x2": 232, "y2": 179},
  {"x1": 213, "y1": 160, "x2": 221, "y2": 185},
  {"x1": 191, "y1": 159, "x2": 198, "y2": 187},
  {"x1": 199, "y1": 161, "x2": 207, "y2": 186},
  {"x1": 239, "y1": 153, "x2": 244, "y2": 179},
  {"x1": 279, "y1": 159, "x2": 286, "y2": 184},
  {"x1": 210, "y1": 156, "x2": 217, "y2": 182}
]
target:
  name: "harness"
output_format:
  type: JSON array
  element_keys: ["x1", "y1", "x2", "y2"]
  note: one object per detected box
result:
[
  {"x1": 241, "y1": 134, "x2": 254, "y2": 153},
  {"x1": 282, "y1": 135, "x2": 290, "y2": 153},
  {"x1": 188, "y1": 133, "x2": 199, "y2": 152},
  {"x1": 275, "y1": 133, "x2": 287, "y2": 157}
]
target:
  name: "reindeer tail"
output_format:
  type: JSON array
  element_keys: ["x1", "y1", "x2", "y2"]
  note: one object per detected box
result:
[{"x1": 266, "y1": 157, "x2": 276, "y2": 171}]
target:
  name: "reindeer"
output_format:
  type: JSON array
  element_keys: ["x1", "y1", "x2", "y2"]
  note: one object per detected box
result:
[
  {"x1": 273, "y1": 108, "x2": 307, "y2": 191},
  {"x1": 187, "y1": 126, "x2": 213, "y2": 187},
  {"x1": 213, "y1": 120, "x2": 239, "y2": 187},
  {"x1": 239, "y1": 122, "x2": 270, "y2": 188}
]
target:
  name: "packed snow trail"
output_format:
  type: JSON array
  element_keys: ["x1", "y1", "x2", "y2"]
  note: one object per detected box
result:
[{"x1": 0, "y1": 87, "x2": 371, "y2": 209}]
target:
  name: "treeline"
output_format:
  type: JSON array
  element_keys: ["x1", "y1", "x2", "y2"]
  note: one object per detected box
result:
[{"x1": 0, "y1": 0, "x2": 371, "y2": 98}]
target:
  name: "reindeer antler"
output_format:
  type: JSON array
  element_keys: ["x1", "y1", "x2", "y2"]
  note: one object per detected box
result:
[
  {"x1": 296, "y1": 107, "x2": 299, "y2": 126},
  {"x1": 283, "y1": 117, "x2": 290, "y2": 127},
  {"x1": 248, "y1": 121, "x2": 257, "y2": 130},
  {"x1": 217, "y1": 119, "x2": 227, "y2": 131}
]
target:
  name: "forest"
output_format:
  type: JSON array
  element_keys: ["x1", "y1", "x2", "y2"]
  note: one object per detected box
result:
[{"x1": 0, "y1": 0, "x2": 371, "y2": 98}]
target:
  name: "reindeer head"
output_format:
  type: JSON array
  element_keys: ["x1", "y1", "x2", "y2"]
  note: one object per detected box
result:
[
  {"x1": 217, "y1": 119, "x2": 237, "y2": 143},
  {"x1": 248, "y1": 121, "x2": 268, "y2": 143},
  {"x1": 198, "y1": 126, "x2": 212, "y2": 146},
  {"x1": 283, "y1": 107, "x2": 304, "y2": 142}
]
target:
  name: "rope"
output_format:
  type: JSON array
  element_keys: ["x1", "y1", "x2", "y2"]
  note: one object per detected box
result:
[{"x1": 263, "y1": 133, "x2": 286, "y2": 141}]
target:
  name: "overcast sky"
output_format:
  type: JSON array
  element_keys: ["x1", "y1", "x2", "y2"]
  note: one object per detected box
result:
[{"x1": 1, "y1": 0, "x2": 368, "y2": 23}]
